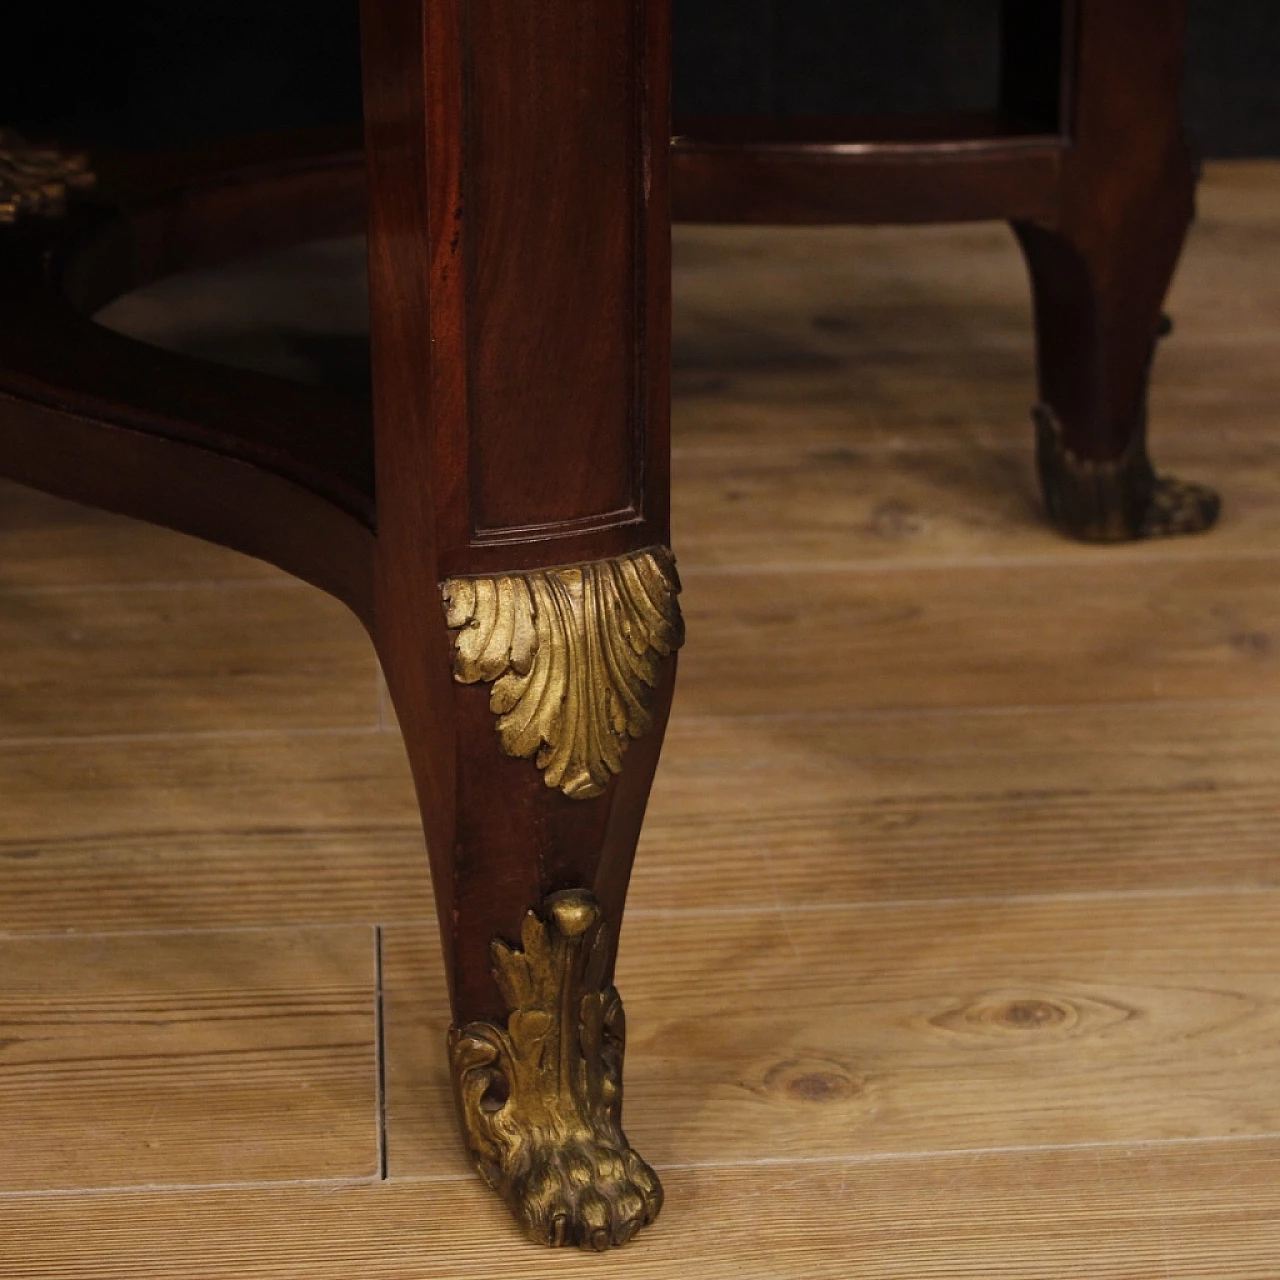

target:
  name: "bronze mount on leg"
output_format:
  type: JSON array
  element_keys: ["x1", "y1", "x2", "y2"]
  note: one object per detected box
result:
[
  {"x1": 1035, "y1": 319, "x2": 1221, "y2": 543},
  {"x1": 0, "y1": 129, "x2": 94, "y2": 222},
  {"x1": 439, "y1": 547, "x2": 683, "y2": 1248},
  {"x1": 449, "y1": 890, "x2": 663, "y2": 1251}
]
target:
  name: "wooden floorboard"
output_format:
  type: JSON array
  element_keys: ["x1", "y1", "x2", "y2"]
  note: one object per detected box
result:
[
  {"x1": 0, "y1": 581, "x2": 377, "y2": 738},
  {"x1": 2, "y1": 699, "x2": 1278, "y2": 935},
  {"x1": 5, "y1": 1142, "x2": 1280, "y2": 1279},
  {"x1": 670, "y1": 342, "x2": 1280, "y2": 454},
  {"x1": 0, "y1": 479, "x2": 279, "y2": 590},
  {"x1": 676, "y1": 557, "x2": 1280, "y2": 716},
  {"x1": 1, "y1": 160, "x2": 1278, "y2": 1275},
  {"x1": 0, "y1": 927, "x2": 380, "y2": 1190},
  {"x1": 0, "y1": 731, "x2": 428, "y2": 933},
  {"x1": 635, "y1": 701, "x2": 1280, "y2": 911},
  {"x1": 673, "y1": 435, "x2": 1280, "y2": 568},
  {"x1": 4, "y1": 697, "x2": 1280, "y2": 936},
  {"x1": 380, "y1": 892, "x2": 1280, "y2": 1173}
]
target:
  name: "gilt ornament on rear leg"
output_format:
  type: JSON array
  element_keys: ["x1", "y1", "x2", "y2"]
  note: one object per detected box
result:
[{"x1": 1035, "y1": 318, "x2": 1220, "y2": 542}]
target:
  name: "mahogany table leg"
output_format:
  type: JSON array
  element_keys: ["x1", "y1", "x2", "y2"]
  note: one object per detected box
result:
[
  {"x1": 360, "y1": 0, "x2": 676, "y2": 1250},
  {"x1": 1011, "y1": 0, "x2": 1219, "y2": 542}
]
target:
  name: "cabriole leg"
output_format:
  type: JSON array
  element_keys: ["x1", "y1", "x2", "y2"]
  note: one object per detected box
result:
[
  {"x1": 1016, "y1": 220, "x2": 1220, "y2": 541},
  {"x1": 439, "y1": 550, "x2": 681, "y2": 1249},
  {"x1": 1011, "y1": 0, "x2": 1220, "y2": 542},
  {"x1": 376, "y1": 547, "x2": 681, "y2": 1249},
  {"x1": 360, "y1": 0, "x2": 675, "y2": 1249}
]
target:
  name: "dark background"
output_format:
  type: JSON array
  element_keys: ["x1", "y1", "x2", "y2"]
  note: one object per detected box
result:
[{"x1": 4, "y1": 1, "x2": 1278, "y2": 157}]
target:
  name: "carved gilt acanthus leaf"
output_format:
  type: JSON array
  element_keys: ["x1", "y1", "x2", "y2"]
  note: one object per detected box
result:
[{"x1": 442, "y1": 547, "x2": 683, "y2": 799}]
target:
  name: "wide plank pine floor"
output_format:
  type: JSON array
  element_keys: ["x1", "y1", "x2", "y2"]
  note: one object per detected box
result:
[{"x1": 3, "y1": 162, "x2": 1280, "y2": 1276}]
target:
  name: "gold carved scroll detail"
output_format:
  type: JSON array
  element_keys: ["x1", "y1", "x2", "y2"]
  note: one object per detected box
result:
[
  {"x1": 0, "y1": 130, "x2": 94, "y2": 223},
  {"x1": 442, "y1": 547, "x2": 684, "y2": 799},
  {"x1": 449, "y1": 890, "x2": 661, "y2": 1250}
]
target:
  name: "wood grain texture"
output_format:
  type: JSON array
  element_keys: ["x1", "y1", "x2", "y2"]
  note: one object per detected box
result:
[
  {"x1": 0, "y1": 732, "x2": 427, "y2": 934},
  {"x1": 0, "y1": 928, "x2": 379, "y2": 1190},
  {"x1": 358, "y1": 0, "x2": 677, "y2": 1032},
  {"x1": 1, "y1": 161, "x2": 1277, "y2": 1274},
  {"x1": 5, "y1": 1141, "x2": 1280, "y2": 1279},
  {"x1": 3, "y1": 698, "x2": 1279, "y2": 934},
  {"x1": 670, "y1": 160, "x2": 1280, "y2": 446},
  {"x1": 0, "y1": 481, "x2": 279, "y2": 589},
  {"x1": 672, "y1": 435, "x2": 1280, "y2": 568},
  {"x1": 464, "y1": 0, "x2": 647, "y2": 534},
  {"x1": 380, "y1": 892, "x2": 1280, "y2": 1172},
  {"x1": 675, "y1": 557, "x2": 1280, "y2": 716},
  {"x1": 0, "y1": 581, "x2": 377, "y2": 737},
  {"x1": 632, "y1": 701, "x2": 1280, "y2": 911}
]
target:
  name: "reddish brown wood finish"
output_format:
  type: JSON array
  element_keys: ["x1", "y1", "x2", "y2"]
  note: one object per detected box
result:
[
  {"x1": 465, "y1": 1, "x2": 642, "y2": 536},
  {"x1": 360, "y1": 0, "x2": 674, "y2": 1023},
  {"x1": 667, "y1": 0, "x2": 1206, "y2": 531},
  {"x1": 1014, "y1": 0, "x2": 1197, "y2": 467},
  {"x1": 672, "y1": 112, "x2": 1065, "y2": 226},
  {"x1": 0, "y1": 152, "x2": 375, "y2": 617},
  {"x1": 0, "y1": 86, "x2": 677, "y2": 1027},
  {"x1": 0, "y1": 0, "x2": 1206, "y2": 1174}
]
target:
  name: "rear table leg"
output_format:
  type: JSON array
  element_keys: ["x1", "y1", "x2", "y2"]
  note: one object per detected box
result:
[{"x1": 1010, "y1": 0, "x2": 1220, "y2": 542}]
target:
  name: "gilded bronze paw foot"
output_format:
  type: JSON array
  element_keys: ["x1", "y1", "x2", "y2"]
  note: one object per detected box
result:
[
  {"x1": 1034, "y1": 404, "x2": 1221, "y2": 543},
  {"x1": 449, "y1": 891, "x2": 662, "y2": 1250},
  {"x1": 453, "y1": 1112, "x2": 663, "y2": 1250},
  {"x1": 1033, "y1": 317, "x2": 1220, "y2": 543},
  {"x1": 1139, "y1": 474, "x2": 1221, "y2": 537}
]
